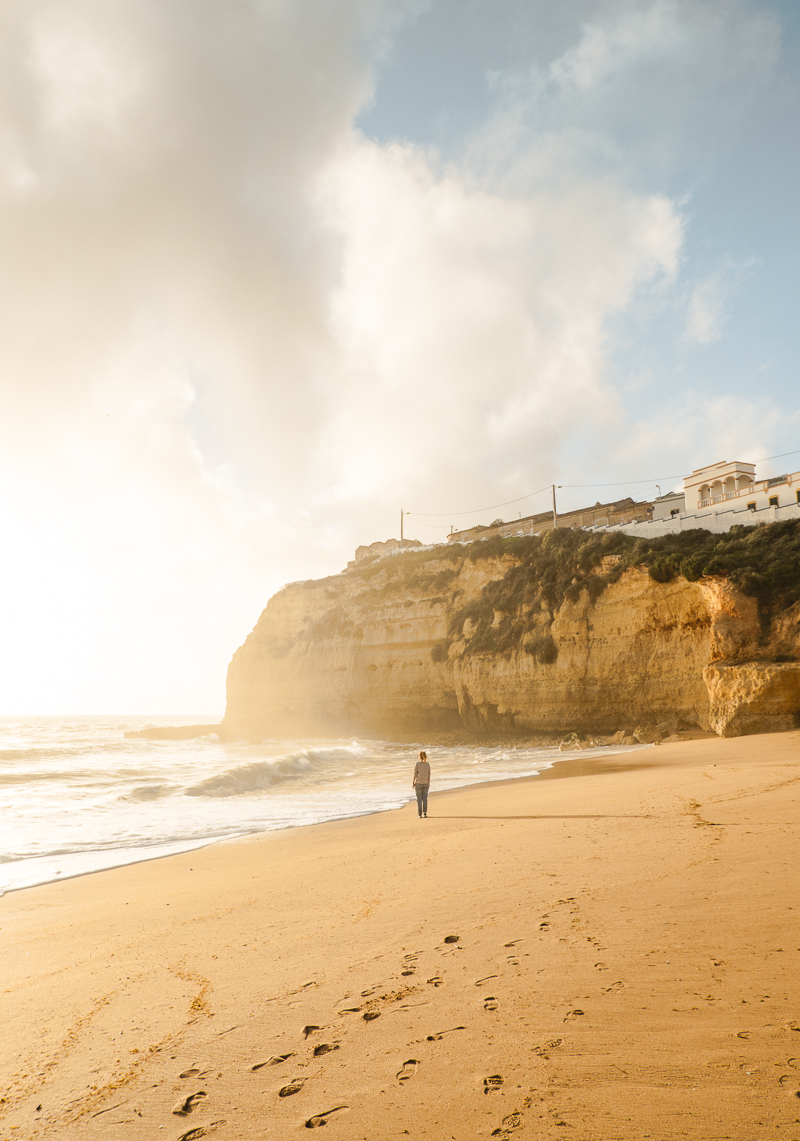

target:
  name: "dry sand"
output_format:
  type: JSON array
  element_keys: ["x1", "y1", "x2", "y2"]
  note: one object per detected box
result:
[{"x1": 3, "y1": 732, "x2": 800, "y2": 1140}]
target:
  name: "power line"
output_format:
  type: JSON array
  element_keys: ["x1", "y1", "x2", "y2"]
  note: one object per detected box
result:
[
  {"x1": 756, "y1": 448, "x2": 800, "y2": 464},
  {"x1": 409, "y1": 485, "x2": 551, "y2": 518},
  {"x1": 559, "y1": 477, "x2": 681, "y2": 488},
  {"x1": 404, "y1": 515, "x2": 450, "y2": 529}
]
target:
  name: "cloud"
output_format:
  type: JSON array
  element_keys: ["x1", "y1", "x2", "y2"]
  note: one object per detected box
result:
[
  {"x1": 684, "y1": 258, "x2": 758, "y2": 344},
  {"x1": 482, "y1": 0, "x2": 781, "y2": 188},
  {"x1": 314, "y1": 135, "x2": 681, "y2": 516},
  {"x1": 0, "y1": 0, "x2": 787, "y2": 712},
  {"x1": 614, "y1": 391, "x2": 794, "y2": 493},
  {"x1": 549, "y1": 1, "x2": 686, "y2": 93}
]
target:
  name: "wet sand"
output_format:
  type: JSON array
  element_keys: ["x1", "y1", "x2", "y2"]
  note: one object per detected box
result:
[{"x1": 3, "y1": 731, "x2": 800, "y2": 1140}]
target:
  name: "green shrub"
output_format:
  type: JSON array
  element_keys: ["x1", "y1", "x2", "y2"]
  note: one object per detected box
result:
[
  {"x1": 524, "y1": 634, "x2": 558, "y2": 664},
  {"x1": 430, "y1": 640, "x2": 451, "y2": 662},
  {"x1": 445, "y1": 518, "x2": 800, "y2": 658}
]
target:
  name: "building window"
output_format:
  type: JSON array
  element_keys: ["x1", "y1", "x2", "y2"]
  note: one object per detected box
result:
[
  {"x1": 747, "y1": 502, "x2": 756, "y2": 512},
  {"x1": 670, "y1": 508, "x2": 680, "y2": 517},
  {"x1": 769, "y1": 496, "x2": 779, "y2": 507},
  {"x1": 796, "y1": 490, "x2": 800, "y2": 504}
]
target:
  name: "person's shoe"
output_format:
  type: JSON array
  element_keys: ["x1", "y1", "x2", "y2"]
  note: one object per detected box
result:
[
  {"x1": 423, "y1": 813, "x2": 427, "y2": 817},
  {"x1": 418, "y1": 814, "x2": 422, "y2": 818}
]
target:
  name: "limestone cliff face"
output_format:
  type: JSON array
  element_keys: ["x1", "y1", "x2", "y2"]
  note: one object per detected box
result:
[{"x1": 222, "y1": 552, "x2": 800, "y2": 741}]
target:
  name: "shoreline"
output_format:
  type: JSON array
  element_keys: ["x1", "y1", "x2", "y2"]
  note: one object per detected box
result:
[
  {"x1": 2, "y1": 742, "x2": 654, "y2": 896},
  {"x1": 5, "y1": 730, "x2": 800, "y2": 1139}
]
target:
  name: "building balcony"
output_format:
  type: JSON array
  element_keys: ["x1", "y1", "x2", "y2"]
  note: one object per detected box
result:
[{"x1": 696, "y1": 473, "x2": 792, "y2": 510}]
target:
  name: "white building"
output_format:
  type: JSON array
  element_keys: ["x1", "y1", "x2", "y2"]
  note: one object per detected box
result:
[{"x1": 592, "y1": 458, "x2": 800, "y2": 539}]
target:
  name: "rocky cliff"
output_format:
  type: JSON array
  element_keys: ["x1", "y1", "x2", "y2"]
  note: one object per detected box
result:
[{"x1": 222, "y1": 533, "x2": 800, "y2": 741}]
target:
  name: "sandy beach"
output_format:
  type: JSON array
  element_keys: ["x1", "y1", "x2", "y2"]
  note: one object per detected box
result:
[{"x1": 3, "y1": 732, "x2": 800, "y2": 1140}]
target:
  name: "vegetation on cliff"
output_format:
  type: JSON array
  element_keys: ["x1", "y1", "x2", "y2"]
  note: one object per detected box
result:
[
  {"x1": 343, "y1": 518, "x2": 800, "y2": 662},
  {"x1": 443, "y1": 520, "x2": 800, "y2": 658}
]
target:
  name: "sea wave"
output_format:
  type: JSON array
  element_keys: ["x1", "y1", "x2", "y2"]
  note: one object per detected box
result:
[
  {"x1": 184, "y1": 745, "x2": 365, "y2": 798},
  {"x1": 0, "y1": 742, "x2": 138, "y2": 763},
  {"x1": 0, "y1": 768, "x2": 100, "y2": 785},
  {"x1": 186, "y1": 753, "x2": 313, "y2": 797},
  {"x1": 125, "y1": 784, "x2": 174, "y2": 801}
]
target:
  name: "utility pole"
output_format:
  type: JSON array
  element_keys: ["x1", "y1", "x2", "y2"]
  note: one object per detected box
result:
[
  {"x1": 400, "y1": 509, "x2": 404, "y2": 541},
  {"x1": 552, "y1": 484, "x2": 559, "y2": 530}
]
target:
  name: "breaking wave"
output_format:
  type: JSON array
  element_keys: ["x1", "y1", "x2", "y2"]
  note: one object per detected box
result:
[{"x1": 184, "y1": 746, "x2": 361, "y2": 798}]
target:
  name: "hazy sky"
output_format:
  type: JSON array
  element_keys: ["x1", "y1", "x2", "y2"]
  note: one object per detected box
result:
[{"x1": 1, "y1": 0, "x2": 798, "y2": 713}]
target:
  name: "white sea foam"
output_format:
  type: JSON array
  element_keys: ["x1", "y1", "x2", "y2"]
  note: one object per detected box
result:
[{"x1": 0, "y1": 715, "x2": 646, "y2": 893}]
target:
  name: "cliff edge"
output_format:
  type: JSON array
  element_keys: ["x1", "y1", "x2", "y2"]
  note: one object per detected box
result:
[{"x1": 222, "y1": 524, "x2": 800, "y2": 741}]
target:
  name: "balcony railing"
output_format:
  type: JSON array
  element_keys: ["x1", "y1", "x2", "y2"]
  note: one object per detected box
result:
[{"x1": 697, "y1": 474, "x2": 792, "y2": 510}]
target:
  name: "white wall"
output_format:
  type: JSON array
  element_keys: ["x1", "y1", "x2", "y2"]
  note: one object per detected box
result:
[{"x1": 587, "y1": 499, "x2": 800, "y2": 539}]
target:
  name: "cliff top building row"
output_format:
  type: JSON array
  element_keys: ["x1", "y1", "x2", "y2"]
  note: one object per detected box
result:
[
  {"x1": 447, "y1": 495, "x2": 652, "y2": 543},
  {"x1": 444, "y1": 458, "x2": 800, "y2": 546},
  {"x1": 347, "y1": 458, "x2": 800, "y2": 567}
]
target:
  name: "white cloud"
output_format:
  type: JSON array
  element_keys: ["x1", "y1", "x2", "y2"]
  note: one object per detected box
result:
[
  {"x1": 550, "y1": 1, "x2": 685, "y2": 93},
  {"x1": 685, "y1": 275, "x2": 726, "y2": 345},
  {"x1": 685, "y1": 258, "x2": 757, "y2": 345},
  {"x1": 616, "y1": 392, "x2": 794, "y2": 490},
  {"x1": 314, "y1": 135, "x2": 682, "y2": 515},
  {"x1": 0, "y1": 0, "x2": 786, "y2": 712}
]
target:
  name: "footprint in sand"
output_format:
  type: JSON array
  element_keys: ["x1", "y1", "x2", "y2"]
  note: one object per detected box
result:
[
  {"x1": 483, "y1": 1074, "x2": 503, "y2": 1093},
  {"x1": 176, "y1": 1123, "x2": 227, "y2": 1141},
  {"x1": 602, "y1": 981, "x2": 625, "y2": 994},
  {"x1": 305, "y1": 1105, "x2": 348, "y2": 1128},
  {"x1": 506, "y1": 956, "x2": 520, "y2": 966},
  {"x1": 443, "y1": 934, "x2": 460, "y2": 944},
  {"x1": 426, "y1": 1025, "x2": 465, "y2": 1042},
  {"x1": 251, "y1": 1053, "x2": 294, "y2": 1070},
  {"x1": 363, "y1": 1010, "x2": 381, "y2": 1022},
  {"x1": 475, "y1": 975, "x2": 498, "y2": 986},
  {"x1": 563, "y1": 1009, "x2": 585, "y2": 1022},
  {"x1": 397, "y1": 1059, "x2": 418, "y2": 1081},
  {"x1": 491, "y1": 1111, "x2": 523, "y2": 1135},
  {"x1": 426, "y1": 975, "x2": 444, "y2": 987},
  {"x1": 279, "y1": 1081, "x2": 305, "y2": 1098},
  {"x1": 594, "y1": 962, "x2": 609, "y2": 971},
  {"x1": 173, "y1": 1091, "x2": 207, "y2": 1116},
  {"x1": 303, "y1": 1025, "x2": 321, "y2": 1039},
  {"x1": 539, "y1": 922, "x2": 550, "y2": 931},
  {"x1": 483, "y1": 996, "x2": 499, "y2": 1012},
  {"x1": 313, "y1": 1044, "x2": 340, "y2": 1057}
]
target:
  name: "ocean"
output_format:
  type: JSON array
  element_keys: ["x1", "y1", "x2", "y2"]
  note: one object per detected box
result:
[{"x1": 0, "y1": 715, "x2": 644, "y2": 894}]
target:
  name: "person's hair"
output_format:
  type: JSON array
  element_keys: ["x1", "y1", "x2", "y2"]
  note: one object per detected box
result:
[{"x1": 419, "y1": 750, "x2": 427, "y2": 760}]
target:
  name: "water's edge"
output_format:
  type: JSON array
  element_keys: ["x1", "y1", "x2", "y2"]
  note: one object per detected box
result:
[{"x1": 2, "y1": 744, "x2": 652, "y2": 896}]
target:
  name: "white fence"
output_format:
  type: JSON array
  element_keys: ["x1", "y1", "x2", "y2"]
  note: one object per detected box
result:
[{"x1": 585, "y1": 499, "x2": 800, "y2": 539}]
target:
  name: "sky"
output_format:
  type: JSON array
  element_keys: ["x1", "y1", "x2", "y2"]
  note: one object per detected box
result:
[{"x1": 0, "y1": 0, "x2": 798, "y2": 714}]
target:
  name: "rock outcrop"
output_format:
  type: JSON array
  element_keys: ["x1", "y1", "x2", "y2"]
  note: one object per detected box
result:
[
  {"x1": 222, "y1": 547, "x2": 800, "y2": 741},
  {"x1": 704, "y1": 662, "x2": 800, "y2": 737}
]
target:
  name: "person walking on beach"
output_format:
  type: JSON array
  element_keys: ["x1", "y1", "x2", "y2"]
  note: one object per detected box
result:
[{"x1": 413, "y1": 750, "x2": 430, "y2": 818}]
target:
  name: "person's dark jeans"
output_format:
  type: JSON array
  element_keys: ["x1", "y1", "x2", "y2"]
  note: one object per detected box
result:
[{"x1": 415, "y1": 784, "x2": 429, "y2": 816}]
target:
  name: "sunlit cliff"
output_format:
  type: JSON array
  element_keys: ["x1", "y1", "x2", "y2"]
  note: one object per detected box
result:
[{"x1": 222, "y1": 524, "x2": 800, "y2": 741}]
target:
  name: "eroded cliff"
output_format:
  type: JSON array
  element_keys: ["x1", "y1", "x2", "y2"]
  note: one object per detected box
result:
[{"x1": 223, "y1": 527, "x2": 800, "y2": 741}]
